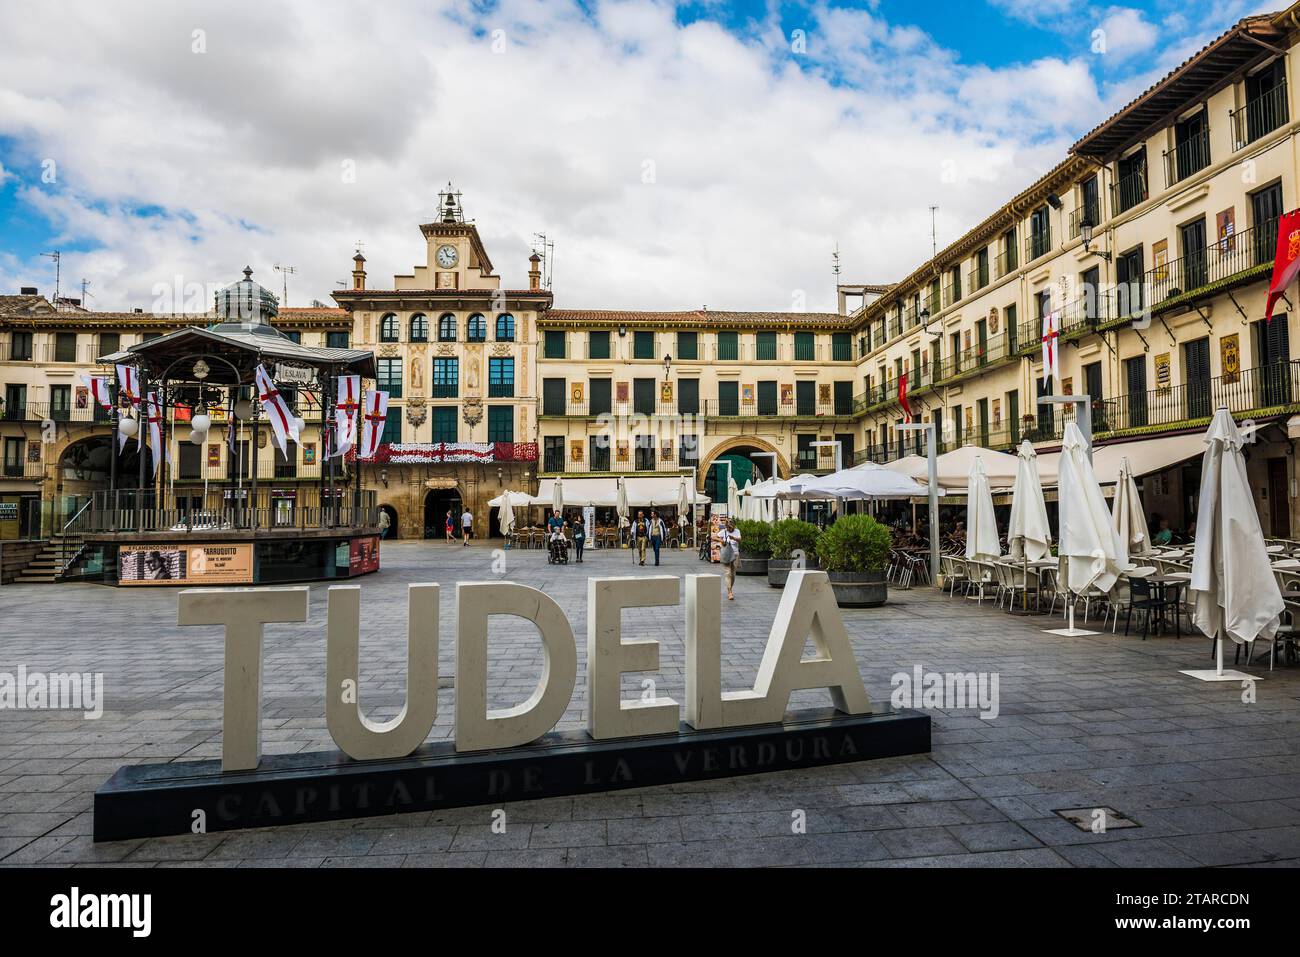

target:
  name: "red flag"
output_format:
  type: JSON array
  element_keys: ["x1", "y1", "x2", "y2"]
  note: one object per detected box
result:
[
  {"x1": 1265, "y1": 209, "x2": 1300, "y2": 322},
  {"x1": 899, "y1": 371, "x2": 913, "y2": 422}
]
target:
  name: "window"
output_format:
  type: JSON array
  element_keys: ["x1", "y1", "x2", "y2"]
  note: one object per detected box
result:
[
  {"x1": 410, "y1": 314, "x2": 429, "y2": 343},
  {"x1": 10, "y1": 331, "x2": 32, "y2": 361},
  {"x1": 326, "y1": 331, "x2": 350, "y2": 349},
  {"x1": 432, "y1": 358, "x2": 458, "y2": 398},
  {"x1": 488, "y1": 357, "x2": 514, "y2": 397},
  {"x1": 634, "y1": 434, "x2": 655, "y2": 471},
  {"x1": 467, "y1": 313, "x2": 487, "y2": 342},
  {"x1": 1006, "y1": 391, "x2": 1020, "y2": 443},
  {"x1": 834, "y1": 381, "x2": 852, "y2": 416},
  {"x1": 55, "y1": 332, "x2": 77, "y2": 362},
  {"x1": 1125, "y1": 355, "x2": 1148, "y2": 428},
  {"x1": 544, "y1": 330, "x2": 567, "y2": 359},
  {"x1": 796, "y1": 380, "x2": 815, "y2": 416},
  {"x1": 1006, "y1": 303, "x2": 1018, "y2": 351},
  {"x1": 380, "y1": 412, "x2": 402, "y2": 445},
  {"x1": 590, "y1": 435, "x2": 610, "y2": 472},
  {"x1": 1115, "y1": 148, "x2": 1148, "y2": 213},
  {"x1": 717, "y1": 331, "x2": 738, "y2": 361},
  {"x1": 431, "y1": 407, "x2": 457, "y2": 444},
  {"x1": 227, "y1": 439, "x2": 249, "y2": 480},
  {"x1": 949, "y1": 266, "x2": 961, "y2": 303},
  {"x1": 99, "y1": 332, "x2": 120, "y2": 356},
  {"x1": 676, "y1": 331, "x2": 698, "y2": 360},
  {"x1": 4, "y1": 437, "x2": 24, "y2": 476},
  {"x1": 437, "y1": 313, "x2": 457, "y2": 342},
  {"x1": 1078, "y1": 175, "x2": 1100, "y2": 233},
  {"x1": 495, "y1": 314, "x2": 515, "y2": 341},
  {"x1": 1252, "y1": 182, "x2": 1284, "y2": 266},
  {"x1": 633, "y1": 330, "x2": 654, "y2": 360},
  {"x1": 797, "y1": 434, "x2": 817, "y2": 470},
  {"x1": 50, "y1": 384, "x2": 71, "y2": 420},
  {"x1": 487, "y1": 406, "x2": 513, "y2": 442},
  {"x1": 679, "y1": 434, "x2": 699, "y2": 468},
  {"x1": 179, "y1": 443, "x2": 202, "y2": 480},
  {"x1": 974, "y1": 248, "x2": 989, "y2": 290},
  {"x1": 1170, "y1": 107, "x2": 1210, "y2": 185},
  {"x1": 717, "y1": 381, "x2": 739, "y2": 416},
  {"x1": 543, "y1": 378, "x2": 566, "y2": 416},
  {"x1": 283, "y1": 331, "x2": 302, "y2": 344},
  {"x1": 1029, "y1": 206, "x2": 1051, "y2": 260},
  {"x1": 633, "y1": 378, "x2": 655, "y2": 415},
  {"x1": 1238, "y1": 58, "x2": 1289, "y2": 147},
  {"x1": 1179, "y1": 217, "x2": 1208, "y2": 291},
  {"x1": 757, "y1": 381, "x2": 777, "y2": 416},
  {"x1": 544, "y1": 436, "x2": 565, "y2": 472},
  {"x1": 756, "y1": 332, "x2": 777, "y2": 361},
  {"x1": 1184, "y1": 337, "x2": 1212, "y2": 420},
  {"x1": 832, "y1": 333, "x2": 851, "y2": 361},
  {"x1": 380, "y1": 314, "x2": 399, "y2": 342},
  {"x1": 677, "y1": 378, "x2": 699, "y2": 415},
  {"x1": 794, "y1": 332, "x2": 815, "y2": 361},
  {"x1": 1116, "y1": 246, "x2": 1145, "y2": 317},
  {"x1": 589, "y1": 331, "x2": 610, "y2": 359},
  {"x1": 999, "y1": 228, "x2": 1018, "y2": 276},
  {"x1": 590, "y1": 378, "x2": 612, "y2": 416},
  {"x1": 377, "y1": 358, "x2": 404, "y2": 398}
]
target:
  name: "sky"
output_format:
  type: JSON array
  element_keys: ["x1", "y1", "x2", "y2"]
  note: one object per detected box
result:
[{"x1": 0, "y1": 0, "x2": 1278, "y2": 315}]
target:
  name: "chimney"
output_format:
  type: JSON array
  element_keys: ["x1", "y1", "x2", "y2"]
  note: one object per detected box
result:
[
  {"x1": 528, "y1": 253, "x2": 542, "y2": 291},
  {"x1": 352, "y1": 250, "x2": 367, "y2": 291}
]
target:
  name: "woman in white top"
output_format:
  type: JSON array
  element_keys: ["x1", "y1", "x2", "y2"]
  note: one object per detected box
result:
[{"x1": 720, "y1": 518, "x2": 742, "y2": 601}]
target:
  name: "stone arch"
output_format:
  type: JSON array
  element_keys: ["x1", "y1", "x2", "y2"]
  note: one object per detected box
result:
[{"x1": 700, "y1": 436, "x2": 789, "y2": 485}]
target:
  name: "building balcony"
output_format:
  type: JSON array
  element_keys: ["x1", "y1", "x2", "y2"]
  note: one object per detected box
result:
[
  {"x1": 702, "y1": 399, "x2": 854, "y2": 420},
  {"x1": 1231, "y1": 83, "x2": 1289, "y2": 150},
  {"x1": 0, "y1": 401, "x2": 114, "y2": 425},
  {"x1": 1163, "y1": 128, "x2": 1211, "y2": 188},
  {"x1": 538, "y1": 449, "x2": 698, "y2": 475}
]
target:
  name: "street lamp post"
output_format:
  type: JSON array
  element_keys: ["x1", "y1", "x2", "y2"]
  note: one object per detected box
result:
[{"x1": 896, "y1": 422, "x2": 939, "y2": 587}]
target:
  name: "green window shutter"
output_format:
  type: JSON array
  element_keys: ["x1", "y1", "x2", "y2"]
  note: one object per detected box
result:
[
  {"x1": 676, "y1": 331, "x2": 698, "y2": 360},
  {"x1": 794, "y1": 332, "x2": 815, "y2": 361},
  {"x1": 634, "y1": 330, "x2": 655, "y2": 360},
  {"x1": 756, "y1": 332, "x2": 777, "y2": 361},
  {"x1": 589, "y1": 331, "x2": 610, "y2": 359},
  {"x1": 544, "y1": 330, "x2": 566, "y2": 359},
  {"x1": 717, "y1": 331, "x2": 738, "y2": 361}
]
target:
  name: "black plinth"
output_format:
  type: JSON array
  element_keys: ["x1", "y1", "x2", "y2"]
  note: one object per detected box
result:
[{"x1": 94, "y1": 708, "x2": 931, "y2": 842}]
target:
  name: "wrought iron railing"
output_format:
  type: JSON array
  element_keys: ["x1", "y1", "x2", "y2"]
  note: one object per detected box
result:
[
  {"x1": 1231, "y1": 83, "x2": 1289, "y2": 150},
  {"x1": 1111, "y1": 165, "x2": 1148, "y2": 214},
  {"x1": 1164, "y1": 128, "x2": 1211, "y2": 187}
]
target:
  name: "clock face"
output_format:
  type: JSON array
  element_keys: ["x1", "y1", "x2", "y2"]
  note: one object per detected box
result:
[{"x1": 436, "y1": 244, "x2": 458, "y2": 268}]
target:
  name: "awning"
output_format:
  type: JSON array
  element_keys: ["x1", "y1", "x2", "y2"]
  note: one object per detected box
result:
[
  {"x1": 885, "y1": 446, "x2": 1048, "y2": 491},
  {"x1": 1037, "y1": 432, "x2": 1207, "y2": 486},
  {"x1": 534, "y1": 477, "x2": 693, "y2": 507}
]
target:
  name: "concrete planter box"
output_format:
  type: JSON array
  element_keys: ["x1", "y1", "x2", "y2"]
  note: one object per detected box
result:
[
  {"x1": 736, "y1": 553, "x2": 769, "y2": 576},
  {"x1": 826, "y1": 570, "x2": 888, "y2": 607},
  {"x1": 767, "y1": 557, "x2": 820, "y2": 588}
]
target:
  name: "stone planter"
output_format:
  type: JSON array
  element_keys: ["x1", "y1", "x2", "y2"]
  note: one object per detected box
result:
[
  {"x1": 736, "y1": 552, "x2": 769, "y2": 576},
  {"x1": 767, "y1": 557, "x2": 819, "y2": 588},
  {"x1": 826, "y1": 570, "x2": 887, "y2": 607}
]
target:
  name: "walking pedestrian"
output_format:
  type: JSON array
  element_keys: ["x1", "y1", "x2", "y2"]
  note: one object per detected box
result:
[
  {"x1": 631, "y1": 510, "x2": 649, "y2": 566},
  {"x1": 719, "y1": 517, "x2": 741, "y2": 601},
  {"x1": 444, "y1": 510, "x2": 455, "y2": 543},
  {"x1": 649, "y1": 509, "x2": 666, "y2": 566},
  {"x1": 572, "y1": 515, "x2": 586, "y2": 563},
  {"x1": 378, "y1": 509, "x2": 391, "y2": 540},
  {"x1": 461, "y1": 507, "x2": 473, "y2": 546}
]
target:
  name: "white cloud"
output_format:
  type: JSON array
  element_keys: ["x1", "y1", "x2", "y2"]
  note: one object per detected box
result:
[{"x1": 0, "y1": 0, "x2": 1137, "y2": 314}]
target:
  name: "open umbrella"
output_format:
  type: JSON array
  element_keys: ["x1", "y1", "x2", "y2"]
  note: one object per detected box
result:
[
  {"x1": 965, "y1": 457, "x2": 1000, "y2": 563},
  {"x1": 791, "y1": 462, "x2": 926, "y2": 501},
  {"x1": 1111, "y1": 456, "x2": 1150, "y2": 567},
  {"x1": 1008, "y1": 440, "x2": 1051, "y2": 561},
  {"x1": 1185, "y1": 409, "x2": 1285, "y2": 680}
]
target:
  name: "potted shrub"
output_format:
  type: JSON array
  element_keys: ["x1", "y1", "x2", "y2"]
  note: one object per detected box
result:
[
  {"x1": 733, "y1": 519, "x2": 771, "y2": 576},
  {"x1": 767, "y1": 518, "x2": 820, "y2": 588},
  {"x1": 815, "y1": 514, "x2": 891, "y2": 607}
]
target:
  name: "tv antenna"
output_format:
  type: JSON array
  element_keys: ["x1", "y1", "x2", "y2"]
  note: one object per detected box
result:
[
  {"x1": 42, "y1": 250, "x2": 61, "y2": 308},
  {"x1": 832, "y1": 243, "x2": 841, "y2": 279},
  {"x1": 274, "y1": 263, "x2": 297, "y2": 308},
  {"x1": 531, "y1": 233, "x2": 555, "y2": 290},
  {"x1": 80, "y1": 278, "x2": 92, "y2": 306},
  {"x1": 929, "y1": 206, "x2": 939, "y2": 259}
]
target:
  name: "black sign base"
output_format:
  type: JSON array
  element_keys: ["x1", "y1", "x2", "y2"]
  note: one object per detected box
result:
[{"x1": 94, "y1": 708, "x2": 930, "y2": 842}]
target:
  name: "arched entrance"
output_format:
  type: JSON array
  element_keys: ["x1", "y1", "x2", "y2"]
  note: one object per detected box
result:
[
  {"x1": 701, "y1": 439, "x2": 788, "y2": 504},
  {"x1": 423, "y1": 487, "x2": 462, "y2": 539},
  {"x1": 379, "y1": 504, "x2": 399, "y2": 539},
  {"x1": 59, "y1": 435, "x2": 151, "y2": 488}
]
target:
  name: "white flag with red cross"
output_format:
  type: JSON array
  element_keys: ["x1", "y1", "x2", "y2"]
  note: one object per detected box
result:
[
  {"x1": 333, "y1": 374, "x2": 362, "y2": 458},
  {"x1": 254, "y1": 364, "x2": 300, "y2": 457},
  {"x1": 145, "y1": 391, "x2": 164, "y2": 477},
  {"x1": 1041, "y1": 307, "x2": 1061, "y2": 388},
  {"x1": 358, "y1": 390, "x2": 390, "y2": 460},
  {"x1": 81, "y1": 375, "x2": 112, "y2": 411},
  {"x1": 115, "y1": 364, "x2": 142, "y2": 451}
]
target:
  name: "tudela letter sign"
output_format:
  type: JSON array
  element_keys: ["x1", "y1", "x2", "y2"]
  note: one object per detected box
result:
[{"x1": 93, "y1": 571, "x2": 930, "y2": 841}]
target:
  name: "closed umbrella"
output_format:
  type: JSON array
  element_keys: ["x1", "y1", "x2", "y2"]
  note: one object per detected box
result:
[
  {"x1": 727, "y1": 473, "x2": 740, "y2": 518},
  {"x1": 552, "y1": 477, "x2": 563, "y2": 517},
  {"x1": 1111, "y1": 456, "x2": 1150, "y2": 567},
  {"x1": 1185, "y1": 409, "x2": 1285, "y2": 680},
  {"x1": 738, "y1": 478, "x2": 754, "y2": 520},
  {"x1": 616, "y1": 476, "x2": 630, "y2": 529},
  {"x1": 499, "y1": 494, "x2": 515, "y2": 540},
  {"x1": 677, "y1": 479, "x2": 689, "y2": 529},
  {"x1": 964, "y1": 457, "x2": 1000, "y2": 563},
  {"x1": 1050, "y1": 422, "x2": 1125, "y2": 637},
  {"x1": 1008, "y1": 440, "x2": 1051, "y2": 561}
]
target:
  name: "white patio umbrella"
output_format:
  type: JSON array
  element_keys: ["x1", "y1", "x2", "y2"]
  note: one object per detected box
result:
[
  {"x1": 616, "y1": 476, "x2": 630, "y2": 529},
  {"x1": 964, "y1": 457, "x2": 1000, "y2": 563},
  {"x1": 1008, "y1": 440, "x2": 1051, "y2": 561},
  {"x1": 1049, "y1": 422, "x2": 1125, "y2": 636},
  {"x1": 726, "y1": 473, "x2": 740, "y2": 517},
  {"x1": 1186, "y1": 409, "x2": 1285, "y2": 680},
  {"x1": 739, "y1": 478, "x2": 754, "y2": 519},
  {"x1": 552, "y1": 477, "x2": 563, "y2": 516},
  {"x1": 1111, "y1": 456, "x2": 1151, "y2": 567},
  {"x1": 677, "y1": 479, "x2": 689, "y2": 527},
  {"x1": 791, "y1": 462, "x2": 926, "y2": 501}
]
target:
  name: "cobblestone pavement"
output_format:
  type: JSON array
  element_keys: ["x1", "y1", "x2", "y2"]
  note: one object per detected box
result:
[{"x1": 2, "y1": 540, "x2": 1299, "y2": 868}]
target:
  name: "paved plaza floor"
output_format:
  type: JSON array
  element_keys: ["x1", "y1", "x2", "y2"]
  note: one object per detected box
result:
[{"x1": 2, "y1": 540, "x2": 1299, "y2": 868}]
